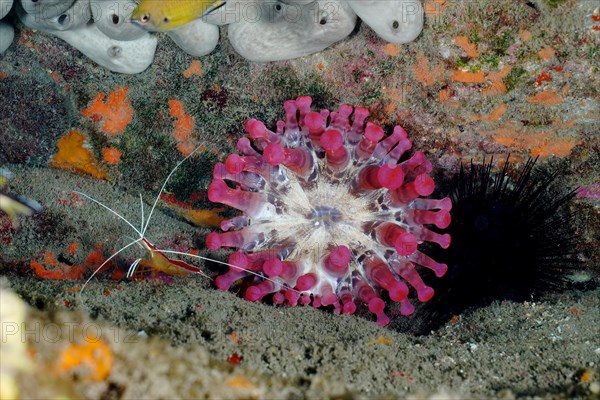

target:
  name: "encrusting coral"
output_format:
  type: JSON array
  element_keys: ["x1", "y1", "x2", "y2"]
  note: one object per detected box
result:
[{"x1": 6, "y1": 0, "x2": 424, "y2": 72}]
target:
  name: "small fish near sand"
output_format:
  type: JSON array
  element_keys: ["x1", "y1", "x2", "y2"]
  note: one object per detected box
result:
[
  {"x1": 0, "y1": 168, "x2": 42, "y2": 227},
  {"x1": 131, "y1": 0, "x2": 226, "y2": 32}
]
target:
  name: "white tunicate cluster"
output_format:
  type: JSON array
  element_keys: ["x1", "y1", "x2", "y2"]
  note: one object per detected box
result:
[
  {"x1": 347, "y1": 0, "x2": 424, "y2": 43},
  {"x1": 0, "y1": 0, "x2": 14, "y2": 53},
  {"x1": 226, "y1": 0, "x2": 357, "y2": 62},
  {"x1": 14, "y1": 0, "x2": 157, "y2": 73},
  {"x1": 5, "y1": 0, "x2": 424, "y2": 72},
  {"x1": 212, "y1": 0, "x2": 424, "y2": 61}
]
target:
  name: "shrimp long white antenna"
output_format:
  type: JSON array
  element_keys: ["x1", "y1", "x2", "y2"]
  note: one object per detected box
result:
[
  {"x1": 142, "y1": 147, "x2": 200, "y2": 236},
  {"x1": 159, "y1": 249, "x2": 301, "y2": 294},
  {"x1": 74, "y1": 191, "x2": 143, "y2": 238},
  {"x1": 139, "y1": 194, "x2": 145, "y2": 233},
  {"x1": 78, "y1": 237, "x2": 143, "y2": 297}
]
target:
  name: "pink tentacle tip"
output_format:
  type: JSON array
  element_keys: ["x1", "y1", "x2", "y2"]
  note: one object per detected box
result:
[
  {"x1": 395, "y1": 232, "x2": 418, "y2": 256},
  {"x1": 304, "y1": 112, "x2": 324, "y2": 131},
  {"x1": 295, "y1": 96, "x2": 313, "y2": 113},
  {"x1": 440, "y1": 197, "x2": 453, "y2": 210},
  {"x1": 206, "y1": 232, "x2": 222, "y2": 250},
  {"x1": 414, "y1": 174, "x2": 435, "y2": 196},
  {"x1": 378, "y1": 164, "x2": 405, "y2": 190},
  {"x1": 207, "y1": 179, "x2": 228, "y2": 203},
  {"x1": 325, "y1": 245, "x2": 351, "y2": 275},
  {"x1": 368, "y1": 297, "x2": 385, "y2": 314},
  {"x1": 245, "y1": 119, "x2": 267, "y2": 138},
  {"x1": 296, "y1": 273, "x2": 317, "y2": 291},
  {"x1": 263, "y1": 143, "x2": 285, "y2": 166},
  {"x1": 244, "y1": 286, "x2": 263, "y2": 302},
  {"x1": 320, "y1": 129, "x2": 344, "y2": 151},
  {"x1": 263, "y1": 258, "x2": 283, "y2": 277},
  {"x1": 365, "y1": 123, "x2": 384, "y2": 142},
  {"x1": 225, "y1": 154, "x2": 244, "y2": 174}
]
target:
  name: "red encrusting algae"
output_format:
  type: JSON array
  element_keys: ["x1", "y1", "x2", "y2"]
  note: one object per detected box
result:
[
  {"x1": 207, "y1": 97, "x2": 451, "y2": 326},
  {"x1": 82, "y1": 86, "x2": 134, "y2": 136},
  {"x1": 51, "y1": 130, "x2": 107, "y2": 179},
  {"x1": 169, "y1": 99, "x2": 196, "y2": 156},
  {"x1": 31, "y1": 243, "x2": 106, "y2": 280},
  {"x1": 102, "y1": 146, "x2": 122, "y2": 165}
]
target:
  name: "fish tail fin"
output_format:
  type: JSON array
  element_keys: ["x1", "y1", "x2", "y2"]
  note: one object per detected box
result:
[{"x1": 204, "y1": 1, "x2": 226, "y2": 16}]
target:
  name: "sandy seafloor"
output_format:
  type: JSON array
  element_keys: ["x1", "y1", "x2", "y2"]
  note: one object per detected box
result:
[{"x1": 1, "y1": 0, "x2": 600, "y2": 398}]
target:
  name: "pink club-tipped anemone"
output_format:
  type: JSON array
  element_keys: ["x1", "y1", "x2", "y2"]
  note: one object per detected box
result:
[{"x1": 206, "y1": 96, "x2": 451, "y2": 326}]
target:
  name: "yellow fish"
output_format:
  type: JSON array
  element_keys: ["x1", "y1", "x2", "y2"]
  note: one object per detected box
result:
[
  {"x1": 0, "y1": 169, "x2": 42, "y2": 227},
  {"x1": 0, "y1": 192, "x2": 42, "y2": 227},
  {"x1": 131, "y1": 0, "x2": 226, "y2": 32}
]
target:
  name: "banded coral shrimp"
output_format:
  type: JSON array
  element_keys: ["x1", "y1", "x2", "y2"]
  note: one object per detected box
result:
[{"x1": 75, "y1": 147, "x2": 297, "y2": 301}]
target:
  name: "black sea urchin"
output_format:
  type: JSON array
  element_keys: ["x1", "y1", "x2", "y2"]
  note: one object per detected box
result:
[{"x1": 395, "y1": 156, "x2": 580, "y2": 334}]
